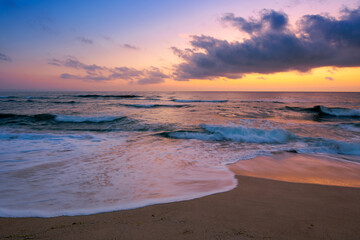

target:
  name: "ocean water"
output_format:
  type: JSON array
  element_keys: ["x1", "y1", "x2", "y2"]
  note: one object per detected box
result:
[{"x1": 0, "y1": 91, "x2": 359, "y2": 217}]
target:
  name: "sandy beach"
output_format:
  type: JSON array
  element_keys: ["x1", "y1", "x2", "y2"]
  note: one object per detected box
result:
[
  {"x1": 1, "y1": 153, "x2": 360, "y2": 240},
  {"x1": 2, "y1": 0, "x2": 360, "y2": 237}
]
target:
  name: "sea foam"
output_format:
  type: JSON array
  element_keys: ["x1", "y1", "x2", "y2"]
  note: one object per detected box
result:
[
  {"x1": 285, "y1": 105, "x2": 360, "y2": 118},
  {"x1": 308, "y1": 138, "x2": 360, "y2": 156},
  {"x1": 317, "y1": 106, "x2": 360, "y2": 117},
  {"x1": 162, "y1": 124, "x2": 294, "y2": 144},
  {"x1": 55, "y1": 115, "x2": 124, "y2": 123}
]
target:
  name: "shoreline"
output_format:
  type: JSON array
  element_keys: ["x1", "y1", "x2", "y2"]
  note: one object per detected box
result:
[
  {"x1": 228, "y1": 152, "x2": 360, "y2": 188},
  {"x1": 1, "y1": 153, "x2": 360, "y2": 239}
]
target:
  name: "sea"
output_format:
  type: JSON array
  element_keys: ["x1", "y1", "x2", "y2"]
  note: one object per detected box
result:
[{"x1": 0, "y1": 91, "x2": 359, "y2": 217}]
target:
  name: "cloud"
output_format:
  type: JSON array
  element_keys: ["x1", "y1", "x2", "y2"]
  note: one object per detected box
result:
[
  {"x1": 47, "y1": 58, "x2": 62, "y2": 66},
  {"x1": 325, "y1": 76, "x2": 334, "y2": 81},
  {"x1": 60, "y1": 73, "x2": 110, "y2": 81},
  {"x1": 327, "y1": 67, "x2": 338, "y2": 74},
  {"x1": 49, "y1": 57, "x2": 103, "y2": 72},
  {"x1": 222, "y1": 10, "x2": 289, "y2": 35},
  {"x1": 103, "y1": 37, "x2": 139, "y2": 50},
  {"x1": 103, "y1": 36, "x2": 111, "y2": 41},
  {"x1": 30, "y1": 15, "x2": 54, "y2": 33},
  {"x1": 0, "y1": 52, "x2": 12, "y2": 62},
  {"x1": 137, "y1": 67, "x2": 168, "y2": 84},
  {"x1": 172, "y1": 6, "x2": 360, "y2": 81},
  {"x1": 137, "y1": 77, "x2": 163, "y2": 84},
  {"x1": 50, "y1": 57, "x2": 167, "y2": 84},
  {"x1": 121, "y1": 43, "x2": 139, "y2": 50},
  {"x1": 76, "y1": 36, "x2": 93, "y2": 45}
]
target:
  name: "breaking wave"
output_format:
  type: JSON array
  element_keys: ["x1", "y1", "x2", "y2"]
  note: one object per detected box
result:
[
  {"x1": 0, "y1": 113, "x2": 125, "y2": 123},
  {"x1": 159, "y1": 123, "x2": 360, "y2": 156},
  {"x1": 304, "y1": 138, "x2": 360, "y2": 156},
  {"x1": 54, "y1": 115, "x2": 125, "y2": 123},
  {"x1": 160, "y1": 124, "x2": 294, "y2": 144},
  {"x1": 316, "y1": 106, "x2": 360, "y2": 117},
  {"x1": 285, "y1": 105, "x2": 360, "y2": 118},
  {"x1": 0, "y1": 113, "x2": 173, "y2": 132}
]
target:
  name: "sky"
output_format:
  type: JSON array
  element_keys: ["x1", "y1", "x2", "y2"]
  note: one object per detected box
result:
[{"x1": 0, "y1": 0, "x2": 360, "y2": 91}]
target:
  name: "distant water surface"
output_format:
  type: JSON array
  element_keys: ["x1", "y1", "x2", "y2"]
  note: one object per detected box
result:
[{"x1": 0, "y1": 92, "x2": 359, "y2": 217}]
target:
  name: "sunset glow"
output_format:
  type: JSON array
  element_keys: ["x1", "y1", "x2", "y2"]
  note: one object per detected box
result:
[{"x1": 1, "y1": 0, "x2": 360, "y2": 91}]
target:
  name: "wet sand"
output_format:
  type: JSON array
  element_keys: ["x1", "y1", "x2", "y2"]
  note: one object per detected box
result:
[
  {"x1": 228, "y1": 152, "x2": 360, "y2": 187},
  {"x1": 1, "y1": 153, "x2": 360, "y2": 240}
]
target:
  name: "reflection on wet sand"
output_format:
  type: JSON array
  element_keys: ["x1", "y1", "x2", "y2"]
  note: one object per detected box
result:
[{"x1": 228, "y1": 153, "x2": 360, "y2": 187}]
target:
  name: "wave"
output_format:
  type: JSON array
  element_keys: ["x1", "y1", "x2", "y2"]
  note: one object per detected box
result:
[
  {"x1": 325, "y1": 139, "x2": 360, "y2": 156},
  {"x1": 0, "y1": 113, "x2": 173, "y2": 132},
  {"x1": 283, "y1": 106, "x2": 315, "y2": 112},
  {"x1": 172, "y1": 99, "x2": 228, "y2": 103},
  {"x1": 0, "y1": 113, "x2": 56, "y2": 121},
  {"x1": 158, "y1": 123, "x2": 360, "y2": 156},
  {"x1": 338, "y1": 123, "x2": 360, "y2": 133},
  {"x1": 160, "y1": 124, "x2": 294, "y2": 144},
  {"x1": 25, "y1": 96, "x2": 49, "y2": 99},
  {"x1": 76, "y1": 94, "x2": 141, "y2": 99},
  {"x1": 0, "y1": 99, "x2": 17, "y2": 102},
  {"x1": 240, "y1": 100, "x2": 284, "y2": 104},
  {"x1": 1, "y1": 96, "x2": 51, "y2": 100},
  {"x1": 55, "y1": 115, "x2": 125, "y2": 123},
  {"x1": 0, "y1": 131, "x2": 97, "y2": 141},
  {"x1": 51, "y1": 101, "x2": 77, "y2": 104},
  {"x1": 0, "y1": 180, "x2": 236, "y2": 217},
  {"x1": 0, "y1": 113, "x2": 126, "y2": 124},
  {"x1": 285, "y1": 105, "x2": 360, "y2": 118},
  {"x1": 316, "y1": 106, "x2": 360, "y2": 117},
  {"x1": 304, "y1": 138, "x2": 360, "y2": 156},
  {"x1": 0, "y1": 96, "x2": 17, "y2": 99},
  {"x1": 119, "y1": 103, "x2": 190, "y2": 108}
]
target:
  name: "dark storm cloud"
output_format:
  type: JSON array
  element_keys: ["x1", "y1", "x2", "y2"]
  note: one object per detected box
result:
[
  {"x1": 172, "y1": 6, "x2": 360, "y2": 81},
  {"x1": 222, "y1": 10, "x2": 289, "y2": 34},
  {"x1": 51, "y1": 57, "x2": 168, "y2": 84},
  {"x1": 300, "y1": 7, "x2": 360, "y2": 48},
  {"x1": 76, "y1": 36, "x2": 93, "y2": 45},
  {"x1": 0, "y1": 52, "x2": 12, "y2": 62}
]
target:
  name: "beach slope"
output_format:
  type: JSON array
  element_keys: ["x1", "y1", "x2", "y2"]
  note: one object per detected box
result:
[{"x1": 1, "y1": 154, "x2": 360, "y2": 240}]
